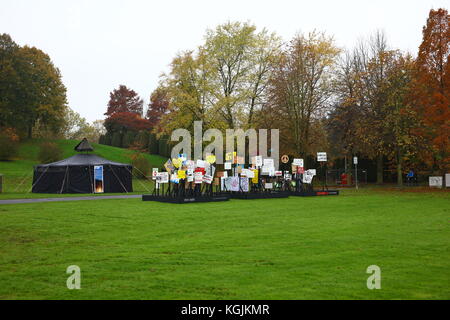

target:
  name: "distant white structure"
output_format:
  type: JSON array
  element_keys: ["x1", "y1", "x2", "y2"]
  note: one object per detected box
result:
[{"x1": 429, "y1": 176, "x2": 443, "y2": 188}]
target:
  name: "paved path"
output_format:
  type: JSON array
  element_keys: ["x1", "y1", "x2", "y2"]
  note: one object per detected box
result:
[{"x1": 0, "y1": 195, "x2": 141, "y2": 205}]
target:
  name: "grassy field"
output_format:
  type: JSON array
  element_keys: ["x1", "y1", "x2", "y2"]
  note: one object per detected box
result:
[
  {"x1": 0, "y1": 188, "x2": 448, "y2": 299},
  {"x1": 0, "y1": 139, "x2": 165, "y2": 198}
]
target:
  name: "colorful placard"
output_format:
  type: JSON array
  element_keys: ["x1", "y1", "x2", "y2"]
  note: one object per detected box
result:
[
  {"x1": 194, "y1": 172, "x2": 203, "y2": 184},
  {"x1": 152, "y1": 168, "x2": 159, "y2": 180},
  {"x1": 156, "y1": 172, "x2": 169, "y2": 183},
  {"x1": 252, "y1": 169, "x2": 259, "y2": 183},
  {"x1": 164, "y1": 159, "x2": 175, "y2": 173},
  {"x1": 293, "y1": 158, "x2": 304, "y2": 167},
  {"x1": 206, "y1": 154, "x2": 216, "y2": 164},
  {"x1": 177, "y1": 170, "x2": 186, "y2": 179}
]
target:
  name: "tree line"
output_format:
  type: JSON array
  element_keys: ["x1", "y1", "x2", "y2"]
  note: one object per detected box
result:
[
  {"x1": 1, "y1": 8, "x2": 448, "y2": 184},
  {"x1": 141, "y1": 8, "x2": 447, "y2": 184},
  {"x1": 0, "y1": 34, "x2": 107, "y2": 144},
  {"x1": 98, "y1": 84, "x2": 172, "y2": 157}
]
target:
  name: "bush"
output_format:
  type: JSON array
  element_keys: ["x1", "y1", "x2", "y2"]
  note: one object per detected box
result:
[
  {"x1": 0, "y1": 128, "x2": 20, "y2": 161},
  {"x1": 102, "y1": 132, "x2": 112, "y2": 145},
  {"x1": 38, "y1": 142, "x2": 63, "y2": 164},
  {"x1": 135, "y1": 131, "x2": 149, "y2": 150},
  {"x1": 129, "y1": 153, "x2": 151, "y2": 178},
  {"x1": 122, "y1": 131, "x2": 136, "y2": 148},
  {"x1": 148, "y1": 133, "x2": 159, "y2": 154},
  {"x1": 111, "y1": 132, "x2": 122, "y2": 147},
  {"x1": 158, "y1": 135, "x2": 172, "y2": 157}
]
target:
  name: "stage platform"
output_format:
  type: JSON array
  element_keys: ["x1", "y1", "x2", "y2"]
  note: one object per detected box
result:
[
  {"x1": 230, "y1": 191, "x2": 290, "y2": 200},
  {"x1": 290, "y1": 190, "x2": 340, "y2": 196}
]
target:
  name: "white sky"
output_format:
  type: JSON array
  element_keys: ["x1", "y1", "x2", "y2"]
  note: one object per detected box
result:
[{"x1": 1, "y1": 0, "x2": 448, "y2": 122}]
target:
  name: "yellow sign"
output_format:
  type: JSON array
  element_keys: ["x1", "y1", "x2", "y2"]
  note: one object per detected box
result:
[
  {"x1": 177, "y1": 170, "x2": 186, "y2": 179},
  {"x1": 252, "y1": 169, "x2": 259, "y2": 184},
  {"x1": 172, "y1": 158, "x2": 182, "y2": 168},
  {"x1": 225, "y1": 152, "x2": 234, "y2": 161},
  {"x1": 206, "y1": 154, "x2": 216, "y2": 164}
]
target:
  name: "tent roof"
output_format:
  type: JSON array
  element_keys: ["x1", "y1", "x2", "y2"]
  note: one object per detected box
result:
[
  {"x1": 74, "y1": 138, "x2": 94, "y2": 152},
  {"x1": 35, "y1": 154, "x2": 131, "y2": 167}
]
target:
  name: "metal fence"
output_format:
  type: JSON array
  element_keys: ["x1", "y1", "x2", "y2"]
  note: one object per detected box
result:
[{"x1": 317, "y1": 168, "x2": 368, "y2": 186}]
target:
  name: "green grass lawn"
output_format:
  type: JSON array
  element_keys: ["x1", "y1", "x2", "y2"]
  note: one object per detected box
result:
[
  {"x1": 0, "y1": 139, "x2": 165, "y2": 198},
  {"x1": 0, "y1": 188, "x2": 448, "y2": 299}
]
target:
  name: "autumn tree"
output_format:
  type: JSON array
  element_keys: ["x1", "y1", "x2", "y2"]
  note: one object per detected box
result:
[
  {"x1": 203, "y1": 22, "x2": 281, "y2": 128},
  {"x1": 159, "y1": 21, "x2": 281, "y2": 138},
  {"x1": 329, "y1": 31, "x2": 422, "y2": 185},
  {"x1": 160, "y1": 50, "x2": 219, "y2": 136},
  {"x1": 327, "y1": 49, "x2": 366, "y2": 166},
  {"x1": 267, "y1": 31, "x2": 340, "y2": 161},
  {"x1": 0, "y1": 34, "x2": 67, "y2": 138},
  {"x1": 146, "y1": 86, "x2": 169, "y2": 128},
  {"x1": 105, "y1": 85, "x2": 143, "y2": 116},
  {"x1": 410, "y1": 8, "x2": 450, "y2": 174},
  {"x1": 333, "y1": 31, "x2": 398, "y2": 183},
  {"x1": 60, "y1": 107, "x2": 106, "y2": 143},
  {"x1": 0, "y1": 34, "x2": 20, "y2": 130},
  {"x1": 103, "y1": 85, "x2": 150, "y2": 149},
  {"x1": 381, "y1": 52, "x2": 420, "y2": 185}
]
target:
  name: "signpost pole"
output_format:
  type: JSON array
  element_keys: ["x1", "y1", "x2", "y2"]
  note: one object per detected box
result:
[
  {"x1": 322, "y1": 162, "x2": 325, "y2": 191},
  {"x1": 354, "y1": 156, "x2": 358, "y2": 190},
  {"x1": 317, "y1": 152, "x2": 327, "y2": 191}
]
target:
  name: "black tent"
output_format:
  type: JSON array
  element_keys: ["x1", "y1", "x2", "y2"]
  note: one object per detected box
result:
[
  {"x1": 74, "y1": 138, "x2": 94, "y2": 152},
  {"x1": 32, "y1": 153, "x2": 133, "y2": 194}
]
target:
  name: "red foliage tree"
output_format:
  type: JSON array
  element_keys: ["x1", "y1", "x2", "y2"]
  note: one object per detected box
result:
[
  {"x1": 104, "y1": 112, "x2": 152, "y2": 133},
  {"x1": 105, "y1": 85, "x2": 143, "y2": 116},
  {"x1": 410, "y1": 8, "x2": 450, "y2": 173},
  {"x1": 146, "y1": 87, "x2": 169, "y2": 128}
]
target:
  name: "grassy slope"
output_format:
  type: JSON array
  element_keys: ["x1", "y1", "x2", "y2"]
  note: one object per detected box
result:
[
  {"x1": 0, "y1": 139, "x2": 165, "y2": 198},
  {"x1": 0, "y1": 189, "x2": 448, "y2": 300}
]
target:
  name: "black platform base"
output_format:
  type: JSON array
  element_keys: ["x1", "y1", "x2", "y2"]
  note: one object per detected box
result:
[
  {"x1": 142, "y1": 194, "x2": 230, "y2": 204},
  {"x1": 290, "y1": 190, "x2": 340, "y2": 196},
  {"x1": 230, "y1": 191, "x2": 290, "y2": 199}
]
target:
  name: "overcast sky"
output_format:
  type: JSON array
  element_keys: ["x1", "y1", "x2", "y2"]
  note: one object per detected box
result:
[{"x1": 1, "y1": 0, "x2": 448, "y2": 122}]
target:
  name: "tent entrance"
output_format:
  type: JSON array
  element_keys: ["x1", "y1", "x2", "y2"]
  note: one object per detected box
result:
[{"x1": 94, "y1": 165, "x2": 104, "y2": 193}]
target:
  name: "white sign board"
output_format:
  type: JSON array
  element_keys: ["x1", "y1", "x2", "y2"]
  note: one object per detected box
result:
[
  {"x1": 186, "y1": 160, "x2": 195, "y2": 170},
  {"x1": 446, "y1": 174, "x2": 450, "y2": 187},
  {"x1": 261, "y1": 166, "x2": 275, "y2": 176},
  {"x1": 303, "y1": 169, "x2": 316, "y2": 184},
  {"x1": 241, "y1": 169, "x2": 254, "y2": 178},
  {"x1": 203, "y1": 174, "x2": 213, "y2": 184},
  {"x1": 224, "y1": 162, "x2": 232, "y2": 170},
  {"x1": 196, "y1": 160, "x2": 208, "y2": 168},
  {"x1": 263, "y1": 158, "x2": 274, "y2": 167},
  {"x1": 194, "y1": 172, "x2": 203, "y2": 184},
  {"x1": 317, "y1": 152, "x2": 327, "y2": 162},
  {"x1": 429, "y1": 176, "x2": 443, "y2": 188},
  {"x1": 156, "y1": 172, "x2": 169, "y2": 184},
  {"x1": 353, "y1": 157, "x2": 358, "y2": 165},
  {"x1": 293, "y1": 158, "x2": 304, "y2": 167},
  {"x1": 152, "y1": 168, "x2": 159, "y2": 180}
]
